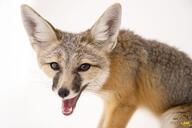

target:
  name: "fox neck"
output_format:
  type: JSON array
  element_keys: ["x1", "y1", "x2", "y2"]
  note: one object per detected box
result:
[
  {"x1": 99, "y1": 47, "x2": 138, "y2": 106},
  {"x1": 99, "y1": 30, "x2": 166, "y2": 114}
]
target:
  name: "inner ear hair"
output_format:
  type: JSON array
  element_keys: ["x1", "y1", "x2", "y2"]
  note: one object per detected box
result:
[
  {"x1": 21, "y1": 4, "x2": 58, "y2": 48},
  {"x1": 90, "y1": 3, "x2": 122, "y2": 52}
]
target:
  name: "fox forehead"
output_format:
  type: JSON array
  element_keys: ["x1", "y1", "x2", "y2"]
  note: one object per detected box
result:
[{"x1": 40, "y1": 31, "x2": 107, "y2": 67}]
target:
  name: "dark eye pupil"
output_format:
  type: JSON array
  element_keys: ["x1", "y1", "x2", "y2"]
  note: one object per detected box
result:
[
  {"x1": 50, "y1": 62, "x2": 60, "y2": 70},
  {"x1": 78, "y1": 63, "x2": 91, "y2": 72}
]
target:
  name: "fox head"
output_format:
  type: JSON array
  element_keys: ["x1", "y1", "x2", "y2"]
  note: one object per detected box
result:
[{"x1": 21, "y1": 3, "x2": 121, "y2": 115}]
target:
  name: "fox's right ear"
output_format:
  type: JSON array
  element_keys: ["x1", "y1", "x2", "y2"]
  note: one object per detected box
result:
[{"x1": 21, "y1": 5, "x2": 58, "y2": 51}]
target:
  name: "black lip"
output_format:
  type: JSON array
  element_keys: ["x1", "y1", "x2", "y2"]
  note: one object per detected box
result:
[{"x1": 72, "y1": 84, "x2": 88, "y2": 106}]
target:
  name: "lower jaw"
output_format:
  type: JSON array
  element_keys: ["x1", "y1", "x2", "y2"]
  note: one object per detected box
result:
[{"x1": 62, "y1": 107, "x2": 73, "y2": 116}]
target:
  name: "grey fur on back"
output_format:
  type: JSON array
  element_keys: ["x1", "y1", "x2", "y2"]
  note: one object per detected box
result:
[{"x1": 115, "y1": 30, "x2": 192, "y2": 108}]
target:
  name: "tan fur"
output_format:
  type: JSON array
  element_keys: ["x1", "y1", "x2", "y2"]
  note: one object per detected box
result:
[
  {"x1": 136, "y1": 67, "x2": 166, "y2": 115},
  {"x1": 98, "y1": 49, "x2": 165, "y2": 127}
]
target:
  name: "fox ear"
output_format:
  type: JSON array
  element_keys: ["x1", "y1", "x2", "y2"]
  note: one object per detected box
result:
[
  {"x1": 91, "y1": 3, "x2": 121, "y2": 52},
  {"x1": 21, "y1": 5, "x2": 58, "y2": 51}
]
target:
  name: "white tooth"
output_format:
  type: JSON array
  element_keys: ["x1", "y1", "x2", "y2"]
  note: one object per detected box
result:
[{"x1": 63, "y1": 107, "x2": 73, "y2": 114}]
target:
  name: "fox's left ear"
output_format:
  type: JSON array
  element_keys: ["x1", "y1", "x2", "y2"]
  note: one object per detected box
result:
[
  {"x1": 21, "y1": 5, "x2": 58, "y2": 51},
  {"x1": 91, "y1": 3, "x2": 122, "y2": 52}
]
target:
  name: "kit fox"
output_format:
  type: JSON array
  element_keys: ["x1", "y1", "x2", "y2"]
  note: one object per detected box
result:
[{"x1": 21, "y1": 3, "x2": 192, "y2": 128}]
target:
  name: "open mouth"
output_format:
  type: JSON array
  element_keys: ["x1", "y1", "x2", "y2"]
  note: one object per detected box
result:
[{"x1": 62, "y1": 85, "x2": 87, "y2": 116}]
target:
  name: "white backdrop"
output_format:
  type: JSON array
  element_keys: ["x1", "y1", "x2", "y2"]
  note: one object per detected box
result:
[{"x1": 0, "y1": 0, "x2": 192, "y2": 128}]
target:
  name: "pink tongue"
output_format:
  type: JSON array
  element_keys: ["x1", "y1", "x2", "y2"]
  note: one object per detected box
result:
[{"x1": 62, "y1": 96, "x2": 79, "y2": 115}]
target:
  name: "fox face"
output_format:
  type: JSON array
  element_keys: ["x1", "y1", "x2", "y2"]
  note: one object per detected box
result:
[
  {"x1": 21, "y1": 3, "x2": 121, "y2": 115},
  {"x1": 36, "y1": 31, "x2": 111, "y2": 93}
]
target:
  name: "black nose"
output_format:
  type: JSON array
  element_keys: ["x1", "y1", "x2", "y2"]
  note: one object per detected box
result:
[{"x1": 58, "y1": 88, "x2": 70, "y2": 98}]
